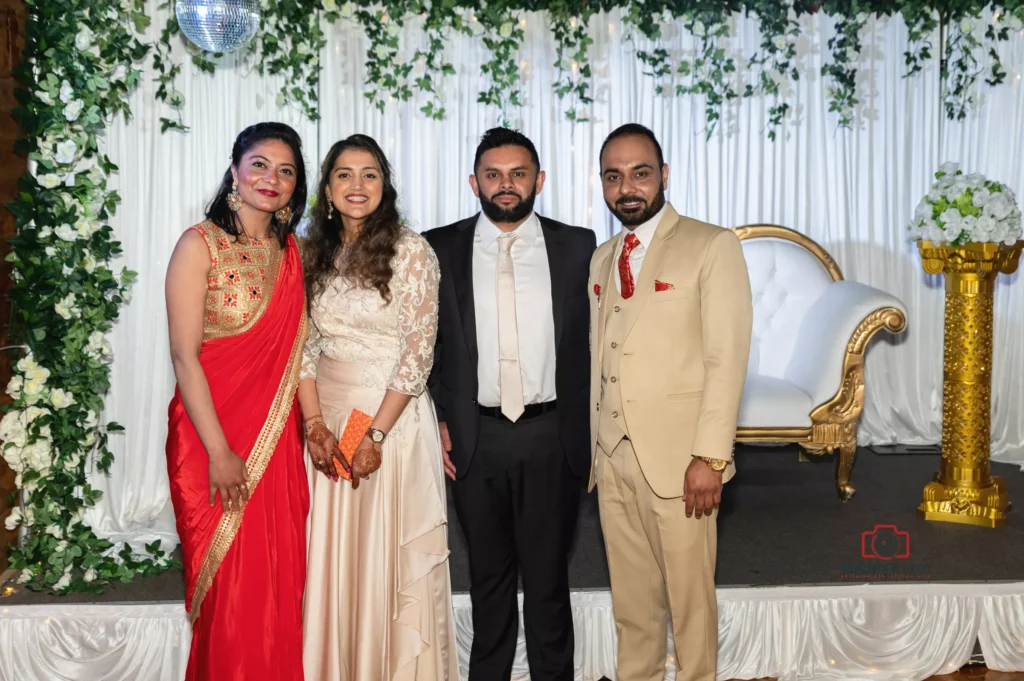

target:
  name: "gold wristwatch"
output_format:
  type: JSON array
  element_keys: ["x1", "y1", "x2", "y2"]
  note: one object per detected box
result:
[{"x1": 696, "y1": 456, "x2": 728, "y2": 472}]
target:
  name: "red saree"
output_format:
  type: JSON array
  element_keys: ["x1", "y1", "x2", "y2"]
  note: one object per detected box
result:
[{"x1": 166, "y1": 225, "x2": 309, "y2": 681}]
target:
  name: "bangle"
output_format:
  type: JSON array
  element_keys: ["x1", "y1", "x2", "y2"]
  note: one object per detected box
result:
[{"x1": 304, "y1": 413, "x2": 323, "y2": 424}]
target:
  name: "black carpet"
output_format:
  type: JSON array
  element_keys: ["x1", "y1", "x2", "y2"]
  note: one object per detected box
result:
[{"x1": 4, "y1": 445, "x2": 1023, "y2": 606}]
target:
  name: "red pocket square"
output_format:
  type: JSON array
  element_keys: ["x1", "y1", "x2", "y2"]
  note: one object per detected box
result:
[
  {"x1": 594, "y1": 284, "x2": 601, "y2": 295},
  {"x1": 655, "y1": 280, "x2": 674, "y2": 291}
]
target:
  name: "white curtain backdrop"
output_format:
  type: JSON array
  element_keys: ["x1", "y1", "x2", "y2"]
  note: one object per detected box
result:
[
  {"x1": 4, "y1": 583, "x2": 1024, "y2": 680},
  {"x1": 90, "y1": 3, "x2": 1024, "y2": 552}
]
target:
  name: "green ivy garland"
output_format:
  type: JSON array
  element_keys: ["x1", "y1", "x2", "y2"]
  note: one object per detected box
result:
[
  {"x1": 147, "y1": 1, "x2": 1024, "y2": 139},
  {"x1": 3, "y1": 0, "x2": 173, "y2": 594}
]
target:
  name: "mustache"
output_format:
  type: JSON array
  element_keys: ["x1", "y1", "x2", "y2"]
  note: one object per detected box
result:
[
  {"x1": 616, "y1": 196, "x2": 647, "y2": 208},
  {"x1": 490, "y1": 191, "x2": 523, "y2": 201}
]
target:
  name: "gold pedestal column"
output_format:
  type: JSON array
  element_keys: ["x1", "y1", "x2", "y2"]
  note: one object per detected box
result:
[{"x1": 917, "y1": 241, "x2": 1023, "y2": 528}]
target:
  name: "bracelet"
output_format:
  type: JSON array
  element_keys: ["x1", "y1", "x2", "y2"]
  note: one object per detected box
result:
[{"x1": 303, "y1": 414, "x2": 323, "y2": 424}]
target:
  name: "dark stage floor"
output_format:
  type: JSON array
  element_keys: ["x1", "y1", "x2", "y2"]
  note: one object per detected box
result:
[{"x1": 4, "y1": 445, "x2": 1024, "y2": 606}]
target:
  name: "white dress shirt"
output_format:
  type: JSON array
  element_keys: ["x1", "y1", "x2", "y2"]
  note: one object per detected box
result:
[
  {"x1": 613, "y1": 203, "x2": 668, "y2": 294},
  {"x1": 473, "y1": 212, "x2": 558, "y2": 407}
]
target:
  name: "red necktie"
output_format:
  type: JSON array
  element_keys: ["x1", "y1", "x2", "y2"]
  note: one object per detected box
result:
[{"x1": 618, "y1": 232, "x2": 641, "y2": 299}]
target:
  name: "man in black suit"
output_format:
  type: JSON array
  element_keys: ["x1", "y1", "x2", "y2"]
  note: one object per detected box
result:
[{"x1": 424, "y1": 128, "x2": 596, "y2": 681}]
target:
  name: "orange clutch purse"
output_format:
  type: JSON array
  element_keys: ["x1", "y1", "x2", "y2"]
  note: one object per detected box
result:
[{"x1": 334, "y1": 409, "x2": 374, "y2": 480}]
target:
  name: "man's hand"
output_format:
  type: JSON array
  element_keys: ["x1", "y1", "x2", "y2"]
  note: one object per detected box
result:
[
  {"x1": 684, "y1": 457, "x2": 723, "y2": 519},
  {"x1": 438, "y1": 421, "x2": 456, "y2": 481}
]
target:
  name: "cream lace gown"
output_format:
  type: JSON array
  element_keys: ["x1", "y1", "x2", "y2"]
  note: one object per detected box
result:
[{"x1": 301, "y1": 229, "x2": 458, "y2": 681}]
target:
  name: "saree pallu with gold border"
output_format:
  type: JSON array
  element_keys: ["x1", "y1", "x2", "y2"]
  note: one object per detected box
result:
[{"x1": 166, "y1": 224, "x2": 309, "y2": 681}]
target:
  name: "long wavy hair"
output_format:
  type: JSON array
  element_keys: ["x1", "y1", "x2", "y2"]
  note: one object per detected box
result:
[
  {"x1": 304, "y1": 134, "x2": 403, "y2": 304},
  {"x1": 205, "y1": 122, "x2": 308, "y2": 248}
]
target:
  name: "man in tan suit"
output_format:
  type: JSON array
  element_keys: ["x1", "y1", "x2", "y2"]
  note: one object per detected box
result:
[{"x1": 589, "y1": 124, "x2": 753, "y2": 681}]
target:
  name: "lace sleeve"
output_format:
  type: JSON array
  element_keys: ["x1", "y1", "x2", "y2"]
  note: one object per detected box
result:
[
  {"x1": 300, "y1": 315, "x2": 323, "y2": 381},
  {"x1": 388, "y1": 233, "x2": 441, "y2": 395}
]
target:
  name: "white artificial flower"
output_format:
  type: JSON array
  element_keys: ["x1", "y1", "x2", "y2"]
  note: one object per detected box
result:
[
  {"x1": 75, "y1": 27, "x2": 94, "y2": 51},
  {"x1": 54, "y1": 573, "x2": 72, "y2": 591},
  {"x1": 54, "y1": 293, "x2": 78, "y2": 321},
  {"x1": 81, "y1": 431, "x2": 96, "y2": 447},
  {"x1": 913, "y1": 200, "x2": 931, "y2": 220},
  {"x1": 75, "y1": 216, "x2": 99, "y2": 238},
  {"x1": 938, "y1": 161, "x2": 960, "y2": 177},
  {"x1": 296, "y1": 42, "x2": 310, "y2": 56},
  {"x1": 972, "y1": 187, "x2": 991, "y2": 206},
  {"x1": 25, "y1": 406, "x2": 50, "y2": 423},
  {"x1": 22, "y1": 439, "x2": 53, "y2": 471},
  {"x1": 59, "y1": 80, "x2": 74, "y2": 104},
  {"x1": 374, "y1": 44, "x2": 389, "y2": 59},
  {"x1": 985, "y1": 192, "x2": 1014, "y2": 220},
  {"x1": 939, "y1": 207, "x2": 962, "y2": 228},
  {"x1": 39, "y1": 226, "x2": 53, "y2": 239},
  {"x1": 845, "y1": 47, "x2": 857, "y2": 62},
  {"x1": 55, "y1": 139, "x2": 77, "y2": 165},
  {"x1": 55, "y1": 224, "x2": 78, "y2": 242},
  {"x1": 499, "y1": 22, "x2": 514, "y2": 38},
  {"x1": 960, "y1": 214, "x2": 978, "y2": 236},
  {"x1": 64, "y1": 172, "x2": 76, "y2": 187},
  {"x1": 6, "y1": 375, "x2": 23, "y2": 398},
  {"x1": 4, "y1": 507, "x2": 21, "y2": 531},
  {"x1": 49, "y1": 387, "x2": 75, "y2": 409},
  {"x1": 927, "y1": 188, "x2": 942, "y2": 202},
  {"x1": 772, "y1": 34, "x2": 787, "y2": 50},
  {"x1": 84, "y1": 568, "x2": 97, "y2": 583},
  {"x1": 36, "y1": 90, "x2": 54, "y2": 106},
  {"x1": 44, "y1": 246, "x2": 57, "y2": 257},
  {"x1": 323, "y1": 0, "x2": 337, "y2": 10},
  {"x1": 960, "y1": 18, "x2": 973, "y2": 33},
  {"x1": 0, "y1": 410, "x2": 28, "y2": 448},
  {"x1": 22, "y1": 377, "x2": 46, "y2": 402},
  {"x1": 83, "y1": 251, "x2": 96, "y2": 273},
  {"x1": 387, "y1": 22, "x2": 400, "y2": 37},
  {"x1": 39, "y1": 174, "x2": 61, "y2": 189},
  {"x1": 276, "y1": 92, "x2": 287, "y2": 107},
  {"x1": 46, "y1": 525, "x2": 62, "y2": 539},
  {"x1": 63, "y1": 452, "x2": 81, "y2": 471},
  {"x1": 62, "y1": 264, "x2": 74, "y2": 276},
  {"x1": 340, "y1": 2, "x2": 354, "y2": 18},
  {"x1": 1011, "y1": 16, "x2": 1023, "y2": 31},
  {"x1": 63, "y1": 100, "x2": 83, "y2": 122},
  {"x1": 18, "y1": 568, "x2": 32, "y2": 583},
  {"x1": 84, "y1": 410, "x2": 98, "y2": 429}
]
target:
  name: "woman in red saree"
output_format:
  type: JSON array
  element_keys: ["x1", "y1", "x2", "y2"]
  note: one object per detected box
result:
[{"x1": 165, "y1": 122, "x2": 312, "y2": 681}]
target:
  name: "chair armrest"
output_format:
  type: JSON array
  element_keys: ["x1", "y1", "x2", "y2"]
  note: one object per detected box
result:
[{"x1": 784, "y1": 281, "x2": 907, "y2": 408}]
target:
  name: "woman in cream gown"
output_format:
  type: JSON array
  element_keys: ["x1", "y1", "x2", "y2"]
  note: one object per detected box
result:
[{"x1": 297, "y1": 134, "x2": 458, "y2": 680}]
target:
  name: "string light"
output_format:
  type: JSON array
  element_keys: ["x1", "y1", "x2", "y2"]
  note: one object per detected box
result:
[
  {"x1": 1, "y1": 586, "x2": 14, "y2": 598},
  {"x1": 608, "y1": 22, "x2": 614, "y2": 35},
  {"x1": 519, "y1": 17, "x2": 527, "y2": 28},
  {"x1": 570, "y1": 16, "x2": 577, "y2": 29}
]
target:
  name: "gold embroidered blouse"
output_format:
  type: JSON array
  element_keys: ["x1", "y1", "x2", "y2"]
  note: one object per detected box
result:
[{"x1": 191, "y1": 221, "x2": 284, "y2": 340}]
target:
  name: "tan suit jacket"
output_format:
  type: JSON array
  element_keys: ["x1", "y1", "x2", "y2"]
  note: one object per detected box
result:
[{"x1": 588, "y1": 203, "x2": 753, "y2": 499}]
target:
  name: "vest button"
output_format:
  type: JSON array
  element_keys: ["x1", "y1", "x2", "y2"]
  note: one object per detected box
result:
[
  {"x1": 614, "y1": 306, "x2": 621, "y2": 312},
  {"x1": 610, "y1": 377, "x2": 617, "y2": 383},
  {"x1": 612, "y1": 411, "x2": 619, "y2": 418},
  {"x1": 611, "y1": 342, "x2": 617, "y2": 348}
]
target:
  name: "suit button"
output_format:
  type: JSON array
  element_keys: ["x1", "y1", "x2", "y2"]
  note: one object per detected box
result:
[
  {"x1": 614, "y1": 306, "x2": 621, "y2": 312},
  {"x1": 596, "y1": 404, "x2": 600, "y2": 411},
  {"x1": 611, "y1": 342, "x2": 617, "y2": 348},
  {"x1": 610, "y1": 377, "x2": 617, "y2": 383},
  {"x1": 612, "y1": 411, "x2": 618, "y2": 418}
]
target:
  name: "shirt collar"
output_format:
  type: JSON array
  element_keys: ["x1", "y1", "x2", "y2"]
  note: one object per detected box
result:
[
  {"x1": 620, "y1": 202, "x2": 668, "y2": 250},
  {"x1": 476, "y1": 211, "x2": 541, "y2": 248}
]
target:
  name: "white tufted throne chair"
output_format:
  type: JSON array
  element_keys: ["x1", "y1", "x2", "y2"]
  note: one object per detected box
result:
[{"x1": 732, "y1": 225, "x2": 907, "y2": 501}]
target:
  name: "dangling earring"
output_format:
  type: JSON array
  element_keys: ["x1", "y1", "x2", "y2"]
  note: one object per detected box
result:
[
  {"x1": 227, "y1": 181, "x2": 242, "y2": 212},
  {"x1": 327, "y1": 202, "x2": 333, "y2": 219},
  {"x1": 275, "y1": 205, "x2": 293, "y2": 223}
]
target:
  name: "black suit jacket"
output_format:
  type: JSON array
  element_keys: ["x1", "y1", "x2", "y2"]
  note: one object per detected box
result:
[{"x1": 424, "y1": 214, "x2": 597, "y2": 479}]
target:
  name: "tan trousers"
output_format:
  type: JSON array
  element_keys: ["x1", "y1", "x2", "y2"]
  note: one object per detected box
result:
[{"x1": 597, "y1": 439, "x2": 719, "y2": 681}]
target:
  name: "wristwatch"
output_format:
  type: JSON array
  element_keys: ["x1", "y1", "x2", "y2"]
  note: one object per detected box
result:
[
  {"x1": 696, "y1": 456, "x2": 728, "y2": 472},
  {"x1": 367, "y1": 427, "x2": 387, "y2": 444}
]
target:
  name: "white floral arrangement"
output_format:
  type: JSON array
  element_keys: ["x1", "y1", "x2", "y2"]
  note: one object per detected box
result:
[
  {"x1": 908, "y1": 162, "x2": 1023, "y2": 246},
  {"x1": 1, "y1": 0, "x2": 171, "y2": 594}
]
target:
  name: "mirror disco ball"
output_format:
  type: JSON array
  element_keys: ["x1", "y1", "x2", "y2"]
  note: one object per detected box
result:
[{"x1": 175, "y1": 0, "x2": 260, "y2": 54}]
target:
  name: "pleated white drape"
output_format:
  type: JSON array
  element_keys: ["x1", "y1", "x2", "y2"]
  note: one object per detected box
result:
[{"x1": 92, "y1": 3, "x2": 1024, "y2": 552}]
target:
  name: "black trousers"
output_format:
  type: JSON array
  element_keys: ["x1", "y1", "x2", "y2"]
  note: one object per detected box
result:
[{"x1": 451, "y1": 409, "x2": 581, "y2": 681}]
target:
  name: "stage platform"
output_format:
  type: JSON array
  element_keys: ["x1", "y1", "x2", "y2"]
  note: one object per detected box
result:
[{"x1": 2, "y1": 445, "x2": 1023, "y2": 680}]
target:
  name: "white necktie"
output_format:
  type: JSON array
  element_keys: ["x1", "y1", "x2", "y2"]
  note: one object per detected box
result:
[{"x1": 496, "y1": 234, "x2": 524, "y2": 422}]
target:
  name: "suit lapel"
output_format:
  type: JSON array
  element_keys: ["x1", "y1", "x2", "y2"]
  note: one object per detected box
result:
[
  {"x1": 451, "y1": 216, "x2": 479, "y2": 364},
  {"x1": 540, "y1": 218, "x2": 567, "y2": 349},
  {"x1": 595, "y1": 234, "x2": 619, "y2": 371},
  {"x1": 622, "y1": 205, "x2": 680, "y2": 340}
]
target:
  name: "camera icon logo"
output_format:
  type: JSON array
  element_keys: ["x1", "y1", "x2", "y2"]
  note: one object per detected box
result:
[{"x1": 861, "y1": 524, "x2": 911, "y2": 560}]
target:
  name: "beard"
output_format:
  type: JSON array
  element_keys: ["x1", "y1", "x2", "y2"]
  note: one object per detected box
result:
[
  {"x1": 607, "y1": 186, "x2": 667, "y2": 227},
  {"x1": 479, "y1": 188, "x2": 537, "y2": 224}
]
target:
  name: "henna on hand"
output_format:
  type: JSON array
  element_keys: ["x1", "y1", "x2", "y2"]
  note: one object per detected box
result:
[
  {"x1": 307, "y1": 421, "x2": 344, "y2": 477},
  {"x1": 350, "y1": 440, "x2": 382, "y2": 489}
]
